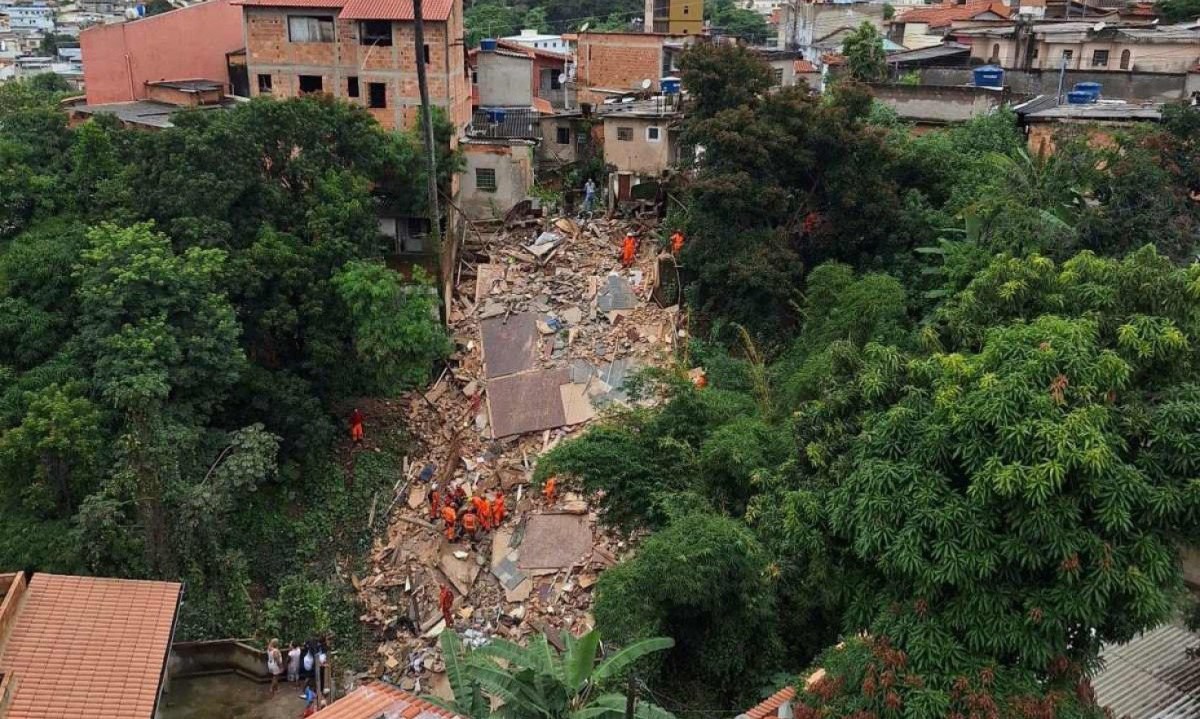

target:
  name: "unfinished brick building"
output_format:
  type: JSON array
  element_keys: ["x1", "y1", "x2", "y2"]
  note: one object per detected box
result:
[
  {"x1": 237, "y1": 0, "x2": 471, "y2": 132},
  {"x1": 574, "y1": 31, "x2": 695, "y2": 106}
]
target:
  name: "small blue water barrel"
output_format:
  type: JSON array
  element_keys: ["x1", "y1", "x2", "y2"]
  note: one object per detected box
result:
[
  {"x1": 480, "y1": 38, "x2": 497, "y2": 51},
  {"x1": 1067, "y1": 90, "x2": 1093, "y2": 104},
  {"x1": 972, "y1": 65, "x2": 1004, "y2": 87},
  {"x1": 660, "y1": 76, "x2": 681, "y2": 94},
  {"x1": 1072, "y1": 82, "x2": 1101, "y2": 101}
]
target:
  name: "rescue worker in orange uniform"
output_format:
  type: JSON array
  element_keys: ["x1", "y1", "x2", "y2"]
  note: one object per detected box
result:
[
  {"x1": 670, "y1": 230, "x2": 685, "y2": 255},
  {"x1": 429, "y1": 489, "x2": 442, "y2": 522},
  {"x1": 349, "y1": 408, "x2": 365, "y2": 444},
  {"x1": 543, "y1": 477, "x2": 557, "y2": 505},
  {"x1": 492, "y1": 492, "x2": 506, "y2": 527},
  {"x1": 471, "y1": 495, "x2": 493, "y2": 531},
  {"x1": 462, "y1": 510, "x2": 480, "y2": 541},
  {"x1": 620, "y1": 233, "x2": 637, "y2": 268},
  {"x1": 439, "y1": 585, "x2": 454, "y2": 627},
  {"x1": 440, "y1": 504, "x2": 457, "y2": 541}
]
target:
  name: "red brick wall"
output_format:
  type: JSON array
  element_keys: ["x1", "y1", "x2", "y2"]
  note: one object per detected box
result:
[
  {"x1": 244, "y1": 4, "x2": 470, "y2": 133},
  {"x1": 576, "y1": 32, "x2": 664, "y2": 104}
]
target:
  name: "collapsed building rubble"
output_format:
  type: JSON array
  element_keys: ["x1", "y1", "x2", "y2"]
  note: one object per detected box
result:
[{"x1": 353, "y1": 208, "x2": 684, "y2": 696}]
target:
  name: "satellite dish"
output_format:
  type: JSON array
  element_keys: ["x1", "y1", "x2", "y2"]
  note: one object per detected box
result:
[
  {"x1": 640, "y1": 78, "x2": 652, "y2": 90},
  {"x1": 1092, "y1": 20, "x2": 1105, "y2": 30},
  {"x1": 558, "y1": 72, "x2": 568, "y2": 84},
  {"x1": 580, "y1": 21, "x2": 590, "y2": 32}
]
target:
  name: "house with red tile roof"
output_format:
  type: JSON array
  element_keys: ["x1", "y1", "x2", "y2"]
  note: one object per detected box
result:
[
  {"x1": 0, "y1": 571, "x2": 182, "y2": 719},
  {"x1": 314, "y1": 680, "x2": 463, "y2": 719},
  {"x1": 236, "y1": 0, "x2": 472, "y2": 132},
  {"x1": 892, "y1": 0, "x2": 1013, "y2": 50}
]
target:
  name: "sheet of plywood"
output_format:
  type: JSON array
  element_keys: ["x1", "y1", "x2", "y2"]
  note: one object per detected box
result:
[
  {"x1": 481, "y1": 312, "x2": 539, "y2": 378},
  {"x1": 517, "y1": 513, "x2": 593, "y2": 570},
  {"x1": 487, "y1": 368, "x2": 570, "y2": 438}
]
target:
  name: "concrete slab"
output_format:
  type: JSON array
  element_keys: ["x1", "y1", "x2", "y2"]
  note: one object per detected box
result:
[
  {"x1": 517, "y1": 513, "x2": 593, "y2": 570},
  {"x1": 560, "y1": 383, "x2": 597, "y2": 425},
  {"x1": 439, "y1": 550, "x2": 481, "y2": 595},
  {"x1": 487, "y1": 368, "x2": 571, "y2": 438},
  {"x1": 481, "y1": 312, "x2": 539, "y2": 378},
  {"x1": 596, "y1": 274, "x2": 637, "y2": 312}
]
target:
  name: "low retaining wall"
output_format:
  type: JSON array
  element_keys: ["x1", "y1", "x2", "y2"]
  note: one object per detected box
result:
[
  {"x1": 169, "y1": 640, "x2": 270, "y2": 683},
  {"x1": 916, "y1": 66, "x2": 1189, "y2": 101}
]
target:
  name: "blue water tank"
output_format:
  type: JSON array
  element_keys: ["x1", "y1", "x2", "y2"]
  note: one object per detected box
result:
[
  {"x1": 1066, "y1": 90, "x2": 1093, "y2": 104},
  {"x1": 1072, "y1": 82, "x2": 1101, "y2": 101},
  {"x1": 660, "y1": 76, "x2": 681, "y2": 95},
  {"x1": 480, "y1": 38, "x2": 497, "y2": 51},
  {"x1": 972, "y1": 65, "x2": 1004, "y2": 87}
]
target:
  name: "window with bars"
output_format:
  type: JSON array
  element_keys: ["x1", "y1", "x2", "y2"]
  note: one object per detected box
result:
[
  {"x1": 287, "y1": 15, "x2": 334, "y2": 42},
  {"x1": 476, "y1": 168, "x2": 497, "y2": 192},
  {"x1": 616, "y1": 126, "x2": 633, "y2": 141},
  {"x1": 1091, "y1": 49, "x2": 1109, "y2": 67}
]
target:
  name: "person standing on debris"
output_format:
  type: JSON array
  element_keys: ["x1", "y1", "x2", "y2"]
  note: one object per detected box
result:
[
  {"x1": 440, "y1": 504, "x2": 457, "y2": 541},
  {"x1": 429, "y1": 488, "x2": 442, "y2": 522},
  {"x1": 267, "y1": 639, "x2": 284, "y2": 695},
  {"x1": 543, "y1": 476, "x2": 557, "y2": 505},
  {"x1": 620, "y1": 232, "x2": 637, "y2": 268},
  {"x1": 472, "y1": 494, "x2": 492, "y2": 531},
  {"x1": 583, "y1": 178, "x2": 597, "y2": 213},
  {"x1": 349, "y1": 407, "x2": 365, "y2": 444},
  {"x1": 439, "y1": 584, "x2": 455, "y2": 627},
  {"x1": 462, "y1": 509, "x2": 480, "y2": 541},
  {"x1": 492, "y1": 491, "x2": 506, "y2": 527},
  {"x1": 670, "y1": 230, "x2": 685, "y2": 255}
]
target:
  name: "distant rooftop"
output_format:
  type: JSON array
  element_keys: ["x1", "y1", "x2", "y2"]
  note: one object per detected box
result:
[
  {"x1": 1092, "y1": 621, "x2": 1200, "y2": 719},
  {"x1": 1025, "y1": 100, "x2": 1162, "y2": 121},
  {"x1": 233, "y1": 0, "x2": 452, "y2": 21},
  {"x1": 69, "y1": 98, "x2": 233, "y2": 127},
  {"x1": 148, "y1": 78, "x2": 223, "y2": 92},
  {"x1": 0, "y1": 572, "x2": 182, "y2": 719}
]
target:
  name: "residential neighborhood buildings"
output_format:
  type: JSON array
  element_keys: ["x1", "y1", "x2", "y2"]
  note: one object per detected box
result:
[
  {"x1": 777, "y1": 0, "x2": 885, "y2": 57},
  {"x1": 574, "y1": 30, "x2": 693, "y2": 104},
  {"x1": 958, "y1": 20, "x2": 1200, "y2": 74},
  {"x1": 237, "y1": 0, "x2": 472, "y2": 132}
]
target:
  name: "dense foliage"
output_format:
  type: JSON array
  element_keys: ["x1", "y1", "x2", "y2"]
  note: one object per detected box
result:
[
  {"x1": 537, "y1": 45, "x2": 1200, "y2": 717},
  {"x1": 0, "y1": 82, "x2": 453, "y2": 645}
]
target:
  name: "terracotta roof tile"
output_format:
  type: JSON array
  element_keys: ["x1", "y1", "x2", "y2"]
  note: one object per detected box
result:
[
  {"x1": 235, "y1": 0, "x2": 452, "y2": 20},
  {"x1": 794, "y1": 59, "x2": 817, "y2": 72},
  {"x1": 742, "y1": 686, "x2": 797, "y2": 719},
  {"x1": 0, "y1": 573, "x2": 182, "y2": 719},
  {"x1": 314, "y1": 681, "x2": 462, "y2": 719},
  {"x1": 896, "y1": 0, "x2": 1013, "y2": 28}
]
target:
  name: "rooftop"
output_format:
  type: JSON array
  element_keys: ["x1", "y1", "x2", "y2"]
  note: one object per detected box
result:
[
  {"x1": 234, "y1": 0, "x2": 452, "y2": 21},
  {"x1": 147, "y1": 79, "x2": 224, "y2": 92},
  {"x1": 1092, "y1": 621, "x2": 1200, "y2": 719},
  {"x1": 896, "y1": 0, "x2": 1012, "y2": 28},
  {"x1": 1025, "y1": 99, "x2": 1163, "y2": 121},
  {"x1": 69, "y1": 99, "x2": 234, "y2": 128},
  {"x1": 313, "y1": 681, "x2": 462, "y2": 719},
  {"x1": 887, "y1": 42, "x2": 971, "y2": 64},
  {"x1": 0, "y1": 572, "x2": 182, "y2": 719}
]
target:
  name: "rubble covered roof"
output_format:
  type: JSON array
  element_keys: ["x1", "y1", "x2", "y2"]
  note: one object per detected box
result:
[{"x1": 0, "y1": 573, "x2": 182, "y2": 719}]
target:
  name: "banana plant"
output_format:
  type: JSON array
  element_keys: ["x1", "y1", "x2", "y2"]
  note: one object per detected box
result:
[{"x1": 430, "y1": 628, "x2": 675, "y2": 719}]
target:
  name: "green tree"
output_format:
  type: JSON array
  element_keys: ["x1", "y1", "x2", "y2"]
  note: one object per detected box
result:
[
  {"x1": 1156, "y1": 0, "x2": 1200, "y2": 22},
  {"x1": 842, "y1": 22, "x2": 887, "y2": 82},
  {"x1": 706, "y1": 0, "x2": 771, "y2": 43},
  {"x1": 465, "y1": 0, "x2": 522, "y2": 46},
  {"x1": 595, "y1": 513, "x2": 783, "y2": 709},
  {"x1": 332, "y1": 262, "x2": 450, "y2": 394},
  {"x1": 679, "y1": 43, "x2": 774, "y2": 122},
  {"x1": 523, "y1": 5, "x2": 550, "y2": 32}
]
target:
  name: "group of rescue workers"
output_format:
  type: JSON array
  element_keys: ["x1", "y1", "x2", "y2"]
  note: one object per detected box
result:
[{"x1": 620, "y1": 229, "x2": 685, "y2": 268}]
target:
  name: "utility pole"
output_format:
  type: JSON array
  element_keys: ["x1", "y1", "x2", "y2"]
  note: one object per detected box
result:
[
  {"x1": 1056, "y1": 50, "x2": 1067, "y2": 103},
  {"x1": 413, "y1": 0, "x2": 441, "y2": 252}
]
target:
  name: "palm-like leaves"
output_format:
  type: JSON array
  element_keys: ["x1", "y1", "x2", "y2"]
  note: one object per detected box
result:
[{"x1": 429, "y1": 629, "x2": 676, "y2": 719}]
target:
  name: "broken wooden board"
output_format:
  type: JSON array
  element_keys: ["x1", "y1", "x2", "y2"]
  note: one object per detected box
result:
[
  {"x1": 487, "y1": 368, "x2": 571, "y2": 439},
  {"x1": 517, "y1": 513, "x2": 593, "y2": 570},
  {"x1": 439, "y1": 550, "x2": 481, "y2": 595},
  {"x1": 475, "y1": 263, "x2": 506, "y2": 306},
  {"x1": 481, "y1": 312, "x2": 540, "y2": 379}
]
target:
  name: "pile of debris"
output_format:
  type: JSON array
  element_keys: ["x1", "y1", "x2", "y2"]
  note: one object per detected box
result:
[{"x1": 353, "y1": 210, "x2": 684, "y2": 696}]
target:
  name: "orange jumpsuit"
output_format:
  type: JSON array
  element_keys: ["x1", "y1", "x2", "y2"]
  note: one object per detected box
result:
[
  {"x1": 350, "y1": 409, "x2": 365, "y2": 443},
  {"x1": 670, "y1": 231, "x2": 684, "y2": 255},
  {"x1": 439, "y1": 585, "x2": 454, "y2": 626},
  {"x1": 462, "y1": 511, "x2": 479, "y2": 540},
  {"x1": 472, "y1": 496, "x2": 492, "y2": 530},
  {"x1": 543, "y1": 477, "x2": 557, "y2": 504},
  {"x1": 440, "y1": 505, "x2": 457, "y2": 541},
  {"x1": 492, "y1": 493, "x2": 506, "y2": 527},
  {"x1": 620, "y1": 235, "x2": 636, "y2": 267},
  {"x1": 429, "y1": 490, "x2": 442, "y2": 521}
]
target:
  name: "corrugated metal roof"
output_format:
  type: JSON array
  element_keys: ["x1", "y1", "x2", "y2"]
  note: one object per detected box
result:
[
  {"x1": 1093, "y1": 621, "x2": 1200, "y2": 719},
  {"x1": 338, "y1": 0, "x2": 452, "y2": 21}
]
